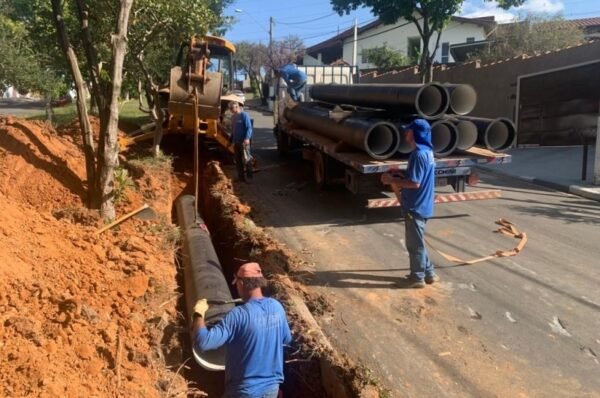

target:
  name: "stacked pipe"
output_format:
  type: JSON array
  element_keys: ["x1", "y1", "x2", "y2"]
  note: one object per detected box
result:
[
  {"x1": 292, "y1": 82, "x2": 516, "y2": 159},
  {"x1": 176, "y1": 195, "x2": 235, "y2": 371}
]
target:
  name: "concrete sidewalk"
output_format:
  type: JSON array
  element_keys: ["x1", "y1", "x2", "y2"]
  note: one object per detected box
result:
[{"x1": 479, "y1": 146, "x2": 600, "y2": 201}]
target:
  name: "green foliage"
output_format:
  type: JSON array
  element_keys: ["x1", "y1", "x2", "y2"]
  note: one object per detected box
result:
[
  {"x1": 27, "y1": 100, "x2": 148, "y2": 127},
  {"x1": 126, "y1": 0, "x2": 234, "y2": 89},
  {"x1": 469, "y1": 13, "x2": 585, "y2": 63},
  {"x1": 0, "y1": 10, "x2": 65, "y2": 98},
  {"x1": 113, "y1": 167, "x2": 135, "y2": 204},
  {"x1": 235, "y1": 41, "x2": 268, "y2": 97},
  {"x1": 362, "y1": 42, "x2": 409, "y2": 69}
]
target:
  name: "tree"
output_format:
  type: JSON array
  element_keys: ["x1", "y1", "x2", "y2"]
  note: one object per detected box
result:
[
  {"x1": 235, "y1": 41, "x2": 268, "y2": 102},
  {"x1": 49, "y1": 0, "x2": 134, "y2": 220},
  {"x1": 469, "y1": 13, "x2": 585, "y2": 63},
  {"x1": 362, "y1": 42, "x2": 409, "y2": 70},
  {"x1": 330, "y1": 0, "x2": 525, "y2": 82},
  {"x1": 0, "y1": 5, "x2": 65, "y2": 117},
  {"x1": 270, "y1": 35, "x2": 306, "y2": 70},
  {"x1": 125, "y1": 0, "x2": 232, "y2": 156},
  {"x1": 6, "y1": 0, "x2": 230, "y2": 218}
]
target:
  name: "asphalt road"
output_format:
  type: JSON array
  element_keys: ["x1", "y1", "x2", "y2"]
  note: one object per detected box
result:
[
  {"x1": 0, "y1": 98, "x2": 45, "y2": 117},
  {"x1": 230, "y1": 107, "x2": 600, "y2": 397}
]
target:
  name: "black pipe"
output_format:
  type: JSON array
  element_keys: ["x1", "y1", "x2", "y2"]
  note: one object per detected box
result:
[
  {"x1": 176, "y1": 195, "x2": 235, "y2": 371},
  {"x1": 309, "y1": 83, "x2": 450, "y2": 119},
  {"x1": 285, "y1": 105, "x2": 400, "y2": 159},
  {"x1": 459, "y1": 116, "x2": 516, "y2": 152},
  {"x1": 444, "y1": 84, "x2": 477, "y2": 115},
  {"x1": 444, "y1": 118, "x2": 478, "y2": 150},
  {"x1": 431, "y1": 120, "x2": 459, "y2": 157},
  {"x1": 393, "y1": 126, "x2": 412, "y2": 154}
]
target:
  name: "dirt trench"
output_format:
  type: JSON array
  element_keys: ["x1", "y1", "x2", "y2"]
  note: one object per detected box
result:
[
  {"x1": 0, "y1": 114, "x2": 380, "y2": 397},
  {"x1": 0, "y1": 116, "x2": 188, "y2": 397},
  {"x1": 169, "y1": 157, "x2": 383, "y2": 398}
]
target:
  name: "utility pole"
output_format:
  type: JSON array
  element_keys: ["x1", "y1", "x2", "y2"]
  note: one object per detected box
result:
[
  {"x1": 269, "y1": 16, "x2": 274, "y2": 65},
  {"x1": 352, "y1": 17, "x2": 358, "y2": 66}
]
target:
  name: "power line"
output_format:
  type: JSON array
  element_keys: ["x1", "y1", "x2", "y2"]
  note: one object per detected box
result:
[
  {"x1": 275, "y1": 17, "x2": 377, "y2": 42},
  {"x1": 277, "y1": 12, "x2": 337, "y2": 25}
]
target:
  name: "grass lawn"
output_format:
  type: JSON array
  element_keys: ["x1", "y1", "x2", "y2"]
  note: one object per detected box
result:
[{"x1": 27, "y1": 100, "x2": 151, "y2": 128}]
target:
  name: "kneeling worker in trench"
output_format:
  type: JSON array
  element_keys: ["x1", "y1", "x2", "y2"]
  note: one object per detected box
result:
[{"x1": 192, "y1": 262, "x2": 292, "y2": 398}]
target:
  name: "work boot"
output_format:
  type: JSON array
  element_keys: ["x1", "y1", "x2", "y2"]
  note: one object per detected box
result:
[
  {"x1": 397, "y1": 277, "x2": 425, "y2": 289},
  {"x1": 425, "y1": 274, "x2": 440, "y2": 284}
]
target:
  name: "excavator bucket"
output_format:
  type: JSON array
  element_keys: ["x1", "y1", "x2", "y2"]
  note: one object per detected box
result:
[
  {"x1": 168, "y1": 66, "x2": 223, "y2": 122},
  {"x1": 168, "y1": 38, "x2": 224, "y2": 130}
]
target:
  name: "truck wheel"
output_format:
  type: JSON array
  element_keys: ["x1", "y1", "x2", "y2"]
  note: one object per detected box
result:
[{"x1": 275, "y1": 127, "x2": 289, "y2": 156}]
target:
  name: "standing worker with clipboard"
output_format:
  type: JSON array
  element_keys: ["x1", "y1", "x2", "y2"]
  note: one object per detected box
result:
[{"x1": 381, "y1": 119, "x2": 439, "y2": 289}]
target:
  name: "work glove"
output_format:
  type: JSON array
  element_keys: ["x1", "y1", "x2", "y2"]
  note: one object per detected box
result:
[{"x1": 193, "y1": 299, "x2": 209, "y2": 319}]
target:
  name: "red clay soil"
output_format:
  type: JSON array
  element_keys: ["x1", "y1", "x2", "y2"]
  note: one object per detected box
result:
[{"x1": 0, "y1": 117, "x2": 185, "y2": 397}]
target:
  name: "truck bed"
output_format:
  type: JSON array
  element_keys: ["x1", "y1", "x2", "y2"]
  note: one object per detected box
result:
[{"x1": 285, "y1": 127, "x2": 512, "y2": 174}]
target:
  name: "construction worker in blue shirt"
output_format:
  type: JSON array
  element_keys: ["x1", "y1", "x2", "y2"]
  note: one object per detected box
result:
[
  {"x1": 381, "y1": 119, "x2": 439, "y2": 289},
  {"x1": 192, "y1": 262, "x2": 292, "y2": 398},
  {"x1": 276, "y1": 63, "x2": 307, "y2": 102},
  {"x1": 229, "y1": 101, "x2": 254, "y2": 182}
]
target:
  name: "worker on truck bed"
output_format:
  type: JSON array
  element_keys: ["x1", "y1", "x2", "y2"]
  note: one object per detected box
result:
[
  {"x1": 229, "y1": 101, "x2": 254, "y2": 182},
  {"x1": 192, "y1": 262, "x2": 292, "y2": 398},
  {"x1": 381, "y1": 119, "x2": 439, "y2": 289},
  {"x1": 276, "y1": 63, "x2": 307, "y2": 102}
]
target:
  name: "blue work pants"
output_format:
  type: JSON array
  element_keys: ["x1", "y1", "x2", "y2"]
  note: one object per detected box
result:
[{"x1": 404, "y1": 212, "x2": 435, "y2": 281}]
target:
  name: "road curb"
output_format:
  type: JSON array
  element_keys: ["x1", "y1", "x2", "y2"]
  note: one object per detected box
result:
[
  {"x1": 568, "y1": 185, "x2": 600, "y2": 202},
  {"x1": 477, "y1": 166, "x2": 600, "y2": 202}
]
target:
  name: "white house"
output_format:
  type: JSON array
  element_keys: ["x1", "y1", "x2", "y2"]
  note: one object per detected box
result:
[{"x1": 305, "y1": 15, "x2": 496, "y2": 69}]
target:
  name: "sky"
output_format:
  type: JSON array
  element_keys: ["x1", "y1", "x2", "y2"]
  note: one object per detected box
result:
[{"x1": 222, "y1": 0, "x2": 600, "y2": 47}]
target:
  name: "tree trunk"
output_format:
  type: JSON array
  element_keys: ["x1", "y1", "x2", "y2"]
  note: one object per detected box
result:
[
  {"x1": 136, "y1": 55, "x2": 163, "y2": 157},
  {"x1": 74, "y1": 0, "x2": 103, "y2": 113},
  {"x1": 97, "y1": 0, "x2": 134, "y2": 221},
  {"x1": 51, "y1": 0, "x2": 97, "y2": 207},
  {"x1": 151, "y1": 88, "x2": 164, "y2": 157},
  {"x1": 44, "y1": 94, "x2": 54, "y2": 123},
  {"x1": 420, "y1": 30, "x2": 432, "y2": 83},
  {"x1": 426, "y1": 30, "x2": 443, "y2": 83}
]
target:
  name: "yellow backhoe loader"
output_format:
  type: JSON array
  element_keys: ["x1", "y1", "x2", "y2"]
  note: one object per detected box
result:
[{"x1": 122, "y1": 35, "x2": 242, "y2": 153}]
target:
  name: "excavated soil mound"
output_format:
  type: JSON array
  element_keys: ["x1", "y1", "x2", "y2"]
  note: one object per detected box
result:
[
  {"x1": 0, "y1": 117, "x2": 87, "y2": 209},
  {"x1": 0, "y1": 117, "x2": 185, "y2": 397}
]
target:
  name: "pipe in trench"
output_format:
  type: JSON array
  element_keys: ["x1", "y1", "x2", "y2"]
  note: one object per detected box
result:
[
  {"x1": 443, "y1": 84, "x2": 477, "y2": 116},
  {"x1": 176, "y1": 195, "x2": 235, "y2": 371},
  {"x1": 285, "y1": 105, "x2": 401, "y2": 160},
  {"x1": 309, "y1": 83, "x2": 450, "y2": 119},
  {"x1": 459, "y1": 116, "x2": 517, "y2": 152}
]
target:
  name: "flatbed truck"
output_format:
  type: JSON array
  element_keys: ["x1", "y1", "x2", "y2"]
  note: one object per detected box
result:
[{"x1": 272, "y1": 66, "x2": 512, "y2": 206}]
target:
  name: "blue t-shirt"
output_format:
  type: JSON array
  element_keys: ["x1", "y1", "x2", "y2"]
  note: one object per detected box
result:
[
  {"x1": 401, "y1": 148, "x2": 435, "y2": 218},
  {"x1": 279, "y1": 64, "x2": 306, "y2": 88},
  {"x1": 232, "y1": 111, "x2": 253, "y2": 145},
  {"x1": 195, "y1": 297, "x2": 292, "y2": 398}
]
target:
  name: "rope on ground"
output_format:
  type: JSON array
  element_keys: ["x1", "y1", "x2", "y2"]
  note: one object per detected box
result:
[{"x1": 427, "y1": 218, "x2": 528, "y2": 266}]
